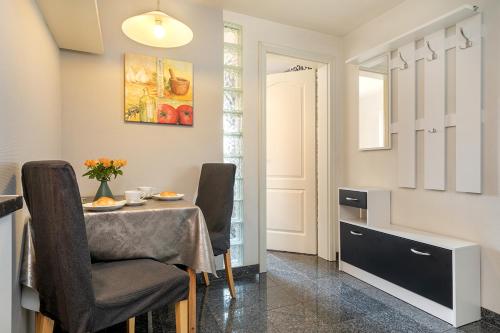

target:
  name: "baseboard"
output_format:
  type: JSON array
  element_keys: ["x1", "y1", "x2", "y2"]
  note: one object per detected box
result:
[
  {"x1": 196, "y1": 264, "x2": 259, "y2": 284},
  {"x1": 481, "y1": 308, "x2": 500, "y2": 329}
]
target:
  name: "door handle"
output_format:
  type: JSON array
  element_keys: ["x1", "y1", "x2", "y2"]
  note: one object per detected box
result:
[
  {"x1": 345, "y1": 197, "x2": 359, "y2": 202},
  {"x1": 410, "y1": 248, "x2": 431, "y2": 256},
  {"x1": 350, "y1": 231, "x2": 363, "y2": 236}
]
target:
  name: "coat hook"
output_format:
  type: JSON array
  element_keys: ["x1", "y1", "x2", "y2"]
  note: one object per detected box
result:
[
  {"x1": 428, "y1": 128, "x2": 437, "y2": 134},
  {"x1": 426, "y1": 41, "x2": 437, "y2": 61},
  {"x1": 459, "y1": 27, "x2": 472, "y2": 49},
  {"x1": 398, "y1": 52, "x2": 408, "y2": 70}
]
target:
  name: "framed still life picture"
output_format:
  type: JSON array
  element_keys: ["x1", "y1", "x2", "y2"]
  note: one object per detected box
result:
[{"x1": 124, "y1": 53, "x2": 193, "y2": 126}]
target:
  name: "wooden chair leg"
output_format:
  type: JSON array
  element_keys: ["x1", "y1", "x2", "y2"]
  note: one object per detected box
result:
[
  {"x1": 223, "y1": 251, "x2": 236, "y2": 299},
  {"x1": 35, "y1": 312, "x2": 54, "y2": 333},
  {"x1": 126, "y1": 317, "x2": 135, "y2": 333},
  {"x1": 187, "y1": 268, "x2": 196, "y2": 333},
  {"x1": 175, "y1": 300, "x2": 189, "y2": 333},
  {"x1": 202, "y1": 272, "x2": 210, "y2": 286}
]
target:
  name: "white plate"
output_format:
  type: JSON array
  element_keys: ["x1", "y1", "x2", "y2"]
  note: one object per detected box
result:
[
  {"x1": 83, "y1": 200, "x2": 127, "y2": 212},
  {"x1": 125, "y1": 199, "x2": 147, "y2": 206},
  {"x1": 152, "y1": 193, "x2": 184, "y2": 201}
]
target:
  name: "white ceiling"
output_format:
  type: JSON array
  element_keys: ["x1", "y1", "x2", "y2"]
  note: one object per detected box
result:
[{"x1": 190, "y1": 0, "x2": 406, "y2": 36}]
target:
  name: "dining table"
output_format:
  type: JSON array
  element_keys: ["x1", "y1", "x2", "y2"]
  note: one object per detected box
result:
[{"x1": 20, "y1": 196, "x2": 216, "y2": 333}]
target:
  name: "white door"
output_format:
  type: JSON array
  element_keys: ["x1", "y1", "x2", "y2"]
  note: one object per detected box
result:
[{"x1": 266, "y1": 70, "x2": 317, "y2": 254}]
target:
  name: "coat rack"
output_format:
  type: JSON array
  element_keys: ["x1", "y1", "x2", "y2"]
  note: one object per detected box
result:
[
  {"x1": 398, "y1": 52, "x2": 408, "y2": 70},
  {"x1": 459, "y1": 27, "x2": 473, "y2": 49},
  {"x1": 426, "y1": 41, "x2": 437, "y2": 61},
  {"x1": 346, "y1": 5, "x2": 482, "y2": 194}
]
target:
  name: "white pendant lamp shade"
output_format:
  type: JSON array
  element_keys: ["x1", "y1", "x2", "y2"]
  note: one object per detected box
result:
[{"x1": 122, "y1": 10, "x2": 193, "y2": 48}]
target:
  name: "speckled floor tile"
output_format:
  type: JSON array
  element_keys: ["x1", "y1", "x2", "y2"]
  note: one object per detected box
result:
[
  {"x1": 304, "y1": 297, "x2": 368, "y2": 325},
  {"x1": 369, "y1": 309, "x2": 435, "y2": 333},
  {"x1": 266, "y1": 266, "x2": 311, "y2": 285},
  {"x1": 327, "y1": 315, "x2": 389, "y2": 333},
  {"x1": 267, "y1": 303, "x2": 330, "y2": 332},
  {"x1": 482, "y1": 309, "x2": 500, "y2": 330},
  {"x1": 315, "y1": 275, "x2": 359, "y2": 296},
  {"x1": 218, "y1": 309, "x2": 278, "y2": 333},
  {"x1": 338, "y1": 271, "x2": 373, "y2": 290},
  {"x1": 358, "y1": 285, "x2": 453, "y2": 332},
  {"x1": 338, "y1": 287, "x2": 389, "y2": 314}
]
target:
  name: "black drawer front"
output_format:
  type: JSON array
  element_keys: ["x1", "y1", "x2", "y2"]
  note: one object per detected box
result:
[
  {"x1": 340, "y1": 222, "x2": 453, "y2": 309},
  {"x1": 339, "y1": 190, "x2": 367, "y2": 209}
]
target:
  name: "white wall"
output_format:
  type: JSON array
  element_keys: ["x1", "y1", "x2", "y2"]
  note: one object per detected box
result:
[
  {"x1": 223, "y1": 11, "x2": 343, "y2": 266},
  {"x1": 0, "y1": 0, "x2": 61, "y2": 332},
  {"x1": 343, "y1": 0, "x2": 500, "y2": 313},
  {"x1": 61, "y1": 0, "x2": 223, "y2": 201}
]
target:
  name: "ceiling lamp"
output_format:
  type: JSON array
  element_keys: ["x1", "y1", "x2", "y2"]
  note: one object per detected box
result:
[{"x1": 121, "y1": 0, "x2": 193, "y2": 48}]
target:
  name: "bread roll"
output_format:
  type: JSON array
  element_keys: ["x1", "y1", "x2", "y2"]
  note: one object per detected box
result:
[
  {"x1": 160, "y1": 191, "x2": 177, "y2": 197},
  {"x1": 92, "y1": 196, "x2": 116, "y2": 207}
]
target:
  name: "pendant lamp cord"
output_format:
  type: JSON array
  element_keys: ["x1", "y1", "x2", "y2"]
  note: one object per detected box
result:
[{"x1": 157, "y1": 0, "x2": 160, "y2": 10}]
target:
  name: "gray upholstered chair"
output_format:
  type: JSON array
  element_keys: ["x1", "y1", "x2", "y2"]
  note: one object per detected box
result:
[
  {"x1": 22, "y1": 161, "x2": 190, "y2": 333},
  {"x1": 195, "y1": 163, "x2": 237, "y2": 298}
]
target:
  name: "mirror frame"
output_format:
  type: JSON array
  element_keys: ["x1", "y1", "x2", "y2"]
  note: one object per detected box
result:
[{"x1": 357, "y1": 53, "x2": 392, "y2": 151}]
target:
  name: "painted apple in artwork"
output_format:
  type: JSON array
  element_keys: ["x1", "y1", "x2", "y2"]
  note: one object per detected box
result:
[
  {"x1": 177, "y1": 105, "x2": 193, "y2": 126},
  {"x1": 158, "y1": 104, "x2": 179, "y2": 124}
]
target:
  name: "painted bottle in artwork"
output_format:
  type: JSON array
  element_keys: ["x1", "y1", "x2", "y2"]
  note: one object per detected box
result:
[{"x1": 139, "y1": 88, "x2": 157, "y2": 122}]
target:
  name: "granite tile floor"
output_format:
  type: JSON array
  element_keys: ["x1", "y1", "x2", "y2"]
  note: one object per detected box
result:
[{"x1": 102, "y1": 251, "x2": 500, "y2": 333}]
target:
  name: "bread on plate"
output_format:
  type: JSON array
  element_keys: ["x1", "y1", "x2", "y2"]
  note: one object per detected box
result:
[{"x1": 92, "y1": 196, "x2": 116, "y2": 207}]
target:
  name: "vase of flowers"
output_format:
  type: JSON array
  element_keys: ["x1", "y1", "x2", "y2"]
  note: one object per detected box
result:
[{"x1": 83, "y1": 158, "x2": 127, "y2": 201}]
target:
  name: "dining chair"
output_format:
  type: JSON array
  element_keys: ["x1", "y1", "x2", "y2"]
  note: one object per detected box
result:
[
  {"x1": 196, "y1": 163, "x2": 237, "y2": 298},
  {"x1": 22, "y1": 161, "x2": 190, "y2": 333}
]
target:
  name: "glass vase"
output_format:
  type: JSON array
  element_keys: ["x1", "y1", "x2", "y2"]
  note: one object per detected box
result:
[{"x1": 94, "y1": 181, "x2": 113, "y2": 201}]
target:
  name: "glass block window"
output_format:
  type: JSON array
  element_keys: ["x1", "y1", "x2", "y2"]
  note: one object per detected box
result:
[{"x1": 223, "y1": 23, "x2": 243, "y2": 267}]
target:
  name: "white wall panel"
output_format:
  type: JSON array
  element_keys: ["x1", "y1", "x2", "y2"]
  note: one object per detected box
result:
[
  {"x1": 424, "y1": 30, "x2": 446, "y2": 190},
  {"x1": 397, "y1": 42, "x2": 416, "y2": 188},
  {"x1": 456, "y1": 14, "x2": 482, "y2": 193}
]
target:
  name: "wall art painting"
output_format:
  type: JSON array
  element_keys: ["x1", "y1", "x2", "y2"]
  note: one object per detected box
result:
[{"x1": 124, "y1": 53, "x2": 193, "y2": 126}]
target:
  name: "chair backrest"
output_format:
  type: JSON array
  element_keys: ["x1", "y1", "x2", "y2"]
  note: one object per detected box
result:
[
  {"x1": 195, "y1": 163, "x2": 236, "y2": 251},
  {"x1": 22, "y1": 161, "x2": 95, "y2": 332}
]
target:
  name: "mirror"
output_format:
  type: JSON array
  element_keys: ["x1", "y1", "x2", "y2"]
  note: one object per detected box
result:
[{"x1": 358, "y1": 54, "x2": 391, "y2": 150}]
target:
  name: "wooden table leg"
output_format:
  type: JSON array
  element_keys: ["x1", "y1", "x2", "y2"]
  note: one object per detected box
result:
[{"x1": 188, "y1": 268, "x2": 196, "y2": 333}]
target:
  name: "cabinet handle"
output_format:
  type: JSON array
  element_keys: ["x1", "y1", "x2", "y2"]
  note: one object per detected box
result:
[
  {"x1": 410, "y1": 248, "x2": 431, "y2": 256},
  {"x1": 350, "y1": 231, "x2": 363, "y2": 236},
  {"x1": 345, "y1": 197, "x2": 359, "y2": 201}
]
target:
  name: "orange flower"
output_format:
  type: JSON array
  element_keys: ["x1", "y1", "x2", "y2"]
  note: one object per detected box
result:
[
  {"x1": 84, "y1": 160, "x2": 97, "y2": 168},
  {"x1": 98, "y1": 158, "x2": 112, "y2": 167},
  {"x1": 114, "y1": 159, "x2": 127, "y2": 167}
]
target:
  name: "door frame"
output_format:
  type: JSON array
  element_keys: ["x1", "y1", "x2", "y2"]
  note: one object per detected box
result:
[{"x1": 258, "y1": 42, "x2": 337, "y2": 272}]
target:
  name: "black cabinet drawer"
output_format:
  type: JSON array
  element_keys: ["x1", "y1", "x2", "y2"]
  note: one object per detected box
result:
[
  {"x1": 340, "y1": 222, "x2": 453, "y2": 309},
  {"x1": 339, "y1": 190, "x2": 367, "y2": 209}
]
